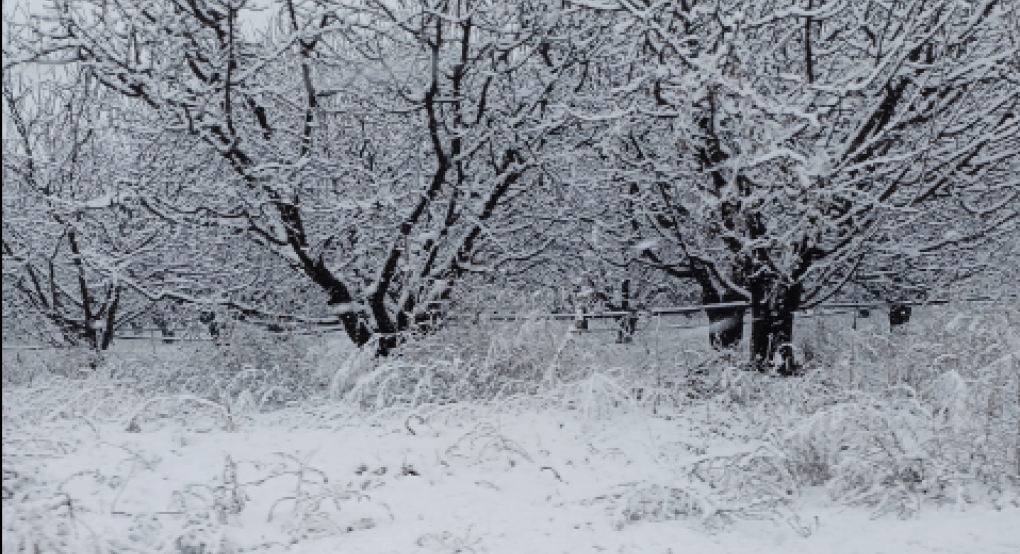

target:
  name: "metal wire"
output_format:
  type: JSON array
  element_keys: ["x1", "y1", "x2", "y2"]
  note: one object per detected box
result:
[{"x1": 2, "y1": 294, "x2": 1014, "y2": 350}]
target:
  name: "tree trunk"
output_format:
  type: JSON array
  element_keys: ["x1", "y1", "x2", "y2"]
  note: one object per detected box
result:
[
  {"x1": 704, "y1": 290, "x2": 746, "y2": 351},
  {"x1": 889, "y1": 303, "x2": 912, "y2": 328},
  {"x1": 750, "y1": 280, "x2": 802, "y2": 376},
  {"x1": 376, "y1": 334, "x2": 401, "y2": 357},
  {"x1": 692, "y1": 262, "x2": 747, "y2": 351},
  {"x1": 616, "y1": 279, "x2": 637, "y2": 343},
  {"x1": 154, "y1": 319, "x2": 176, "y2": 345},
  {"x1": 99, "y1": 288, "x2": 120, "y2": 351}
]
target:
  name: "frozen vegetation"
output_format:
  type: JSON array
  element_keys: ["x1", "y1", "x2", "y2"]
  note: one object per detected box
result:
[
  {"x1": 3, "y1": 0, "x2": 1018, "y2": 552},
  {"x1": 4, "y1": 305, "x2": 1019, "y2": 553}
]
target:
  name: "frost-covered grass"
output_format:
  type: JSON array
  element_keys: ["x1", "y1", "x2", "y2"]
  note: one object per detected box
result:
[{"x1": 3, "y1": 304, "x2": 1019, "y2": 553}]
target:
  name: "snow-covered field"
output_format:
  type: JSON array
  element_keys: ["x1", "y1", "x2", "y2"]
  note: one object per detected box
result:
[
  {"x1": 5, "y1": 399, "x2": 1018, "y2": 554},
  {"x1": 4, "y1": 305, "x2": 1019, "y2": 554}
]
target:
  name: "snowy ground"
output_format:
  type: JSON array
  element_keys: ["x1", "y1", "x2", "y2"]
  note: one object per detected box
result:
[
  {"x1": 5, "y1": 396, "x2": 1018, "y2": 554},
  {"x1": 5, "y1": 306, "x2": 1018, "y2": 553}
]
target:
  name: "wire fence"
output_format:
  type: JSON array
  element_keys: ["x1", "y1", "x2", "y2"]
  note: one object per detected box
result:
[{"x1": 2, "y1": 295, "x2": 1015, "y2": 351}]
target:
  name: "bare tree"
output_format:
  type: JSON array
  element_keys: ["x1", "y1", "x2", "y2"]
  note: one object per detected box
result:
[
  {"x1": 8, "y1": 0, "x2": 602, "y2": 354},
  {"x1": 571, "y1": 0, "x2": 1018, "y2": 373},
  {"x1": 1, "y1": 69, "x2": 177, "y2": 350}
]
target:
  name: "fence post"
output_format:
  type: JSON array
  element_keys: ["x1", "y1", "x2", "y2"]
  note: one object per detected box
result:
[{"x1": 574, "y1": 305, "x2": 588, "y2": 332}]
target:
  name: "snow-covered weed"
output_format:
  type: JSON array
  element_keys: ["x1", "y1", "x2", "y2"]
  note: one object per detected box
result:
[
  {"x1": 445, "y1": 421, "x2": 534, "y2": 468},
  {"x1": 598, "y1": 304, "x2": 1018, "y2": 528},
  {"x1": 333, "y1": 312, "x2": 702, "y2": 411},
  {"x1": 335, "y1": 316, "x2": 573, "y2": 409},
  {"x1": 3, "y1": 303, "x2": 1015, "y2": 552},
  {"x1": 754, "y1": 305, "x2": 1020, "y2": 517},
  {"x1": 2, "y1": 490, "x2": 98, "y2": 554},
  {"x1": 415, "y1": 527, "x2": 485, "y2": 554}
]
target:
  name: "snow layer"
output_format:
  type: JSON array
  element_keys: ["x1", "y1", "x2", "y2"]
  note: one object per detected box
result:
[{"x1": 5, "y1": 403, "x2": 1017, "y2": 554}]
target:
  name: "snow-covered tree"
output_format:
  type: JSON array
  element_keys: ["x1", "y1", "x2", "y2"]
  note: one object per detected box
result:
[
  {"x1": 8, "y1": 0, "x2": 606, "y2": 354},
  {"x1": 571, "y1": 0, "x2": 1018, "y2": 372},
  {"x1": 1, "y1": 69, "x2": 171, "y2": 349}
]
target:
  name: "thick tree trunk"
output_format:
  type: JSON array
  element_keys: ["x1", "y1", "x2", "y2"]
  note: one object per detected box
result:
[{"x1": 750, "y1": 280, "x2": 802, "y2": 376}]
